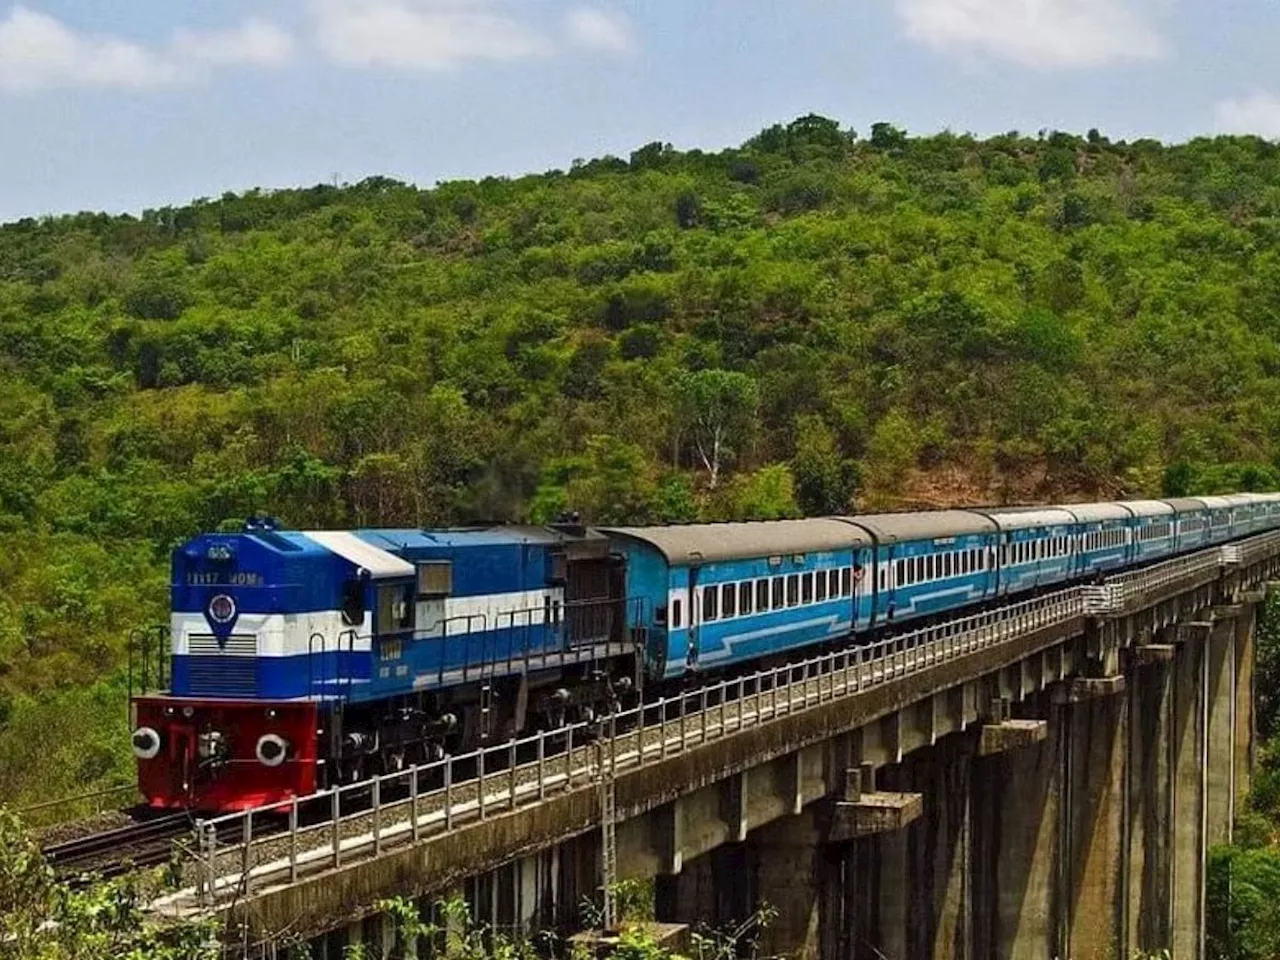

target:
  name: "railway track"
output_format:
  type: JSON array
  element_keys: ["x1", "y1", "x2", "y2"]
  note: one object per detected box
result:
[{"x1": 43, "y1": 811, "x2": 233, "y2": 880}]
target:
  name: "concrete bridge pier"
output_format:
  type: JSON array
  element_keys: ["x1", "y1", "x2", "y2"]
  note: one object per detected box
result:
[
  {"x1": 970, "y1": 696, "x2": 1062, "y2": 960},
  {"x1": 1125, "y1": 640, "x2": 1175, "y2": 954},
  {"x1": 1059, "y1": 671, "x2": 1129, "y2": 960},
  {"x1": 1171, "y1": 617, "x2": 1210, "y2": 960}
]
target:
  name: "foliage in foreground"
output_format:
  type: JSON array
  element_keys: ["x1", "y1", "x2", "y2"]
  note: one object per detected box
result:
[{"x1": 0, "y1": 809, "x2": 218, "y2": 960}]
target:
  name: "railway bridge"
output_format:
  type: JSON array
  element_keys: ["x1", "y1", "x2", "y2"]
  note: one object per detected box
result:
[{"x1": 152, "y1": 533, "x2": 1280, "y2": 960}]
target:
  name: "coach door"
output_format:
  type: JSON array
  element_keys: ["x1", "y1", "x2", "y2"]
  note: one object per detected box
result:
[{"x1": 686, "y1": 565, "x2": 701, "y2": 670}]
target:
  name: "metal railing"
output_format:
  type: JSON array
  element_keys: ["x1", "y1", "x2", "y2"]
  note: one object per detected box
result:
[
  {"x1": 169, "y1": 529, "x2": 1280, "y2": 907},
  {"x1": 186, "y1": 587, "x2": 1081, "y2": 904}
]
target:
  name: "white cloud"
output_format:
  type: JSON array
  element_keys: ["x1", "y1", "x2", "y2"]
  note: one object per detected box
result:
[
  {"x1": 0, "y1": 5, "x2": 294, "y2": 94},
  {"x1": 565, "y1": 7, "x2": 634, "y2": 54},
  {"x1": 896, "y1": 0, "x2": 1165, "y2": 69},
  {"x1": 1214, "y1": 91, "x2": 1280, "y2": 139},
  {"x1": 0, "y1": 6, "x2": 175, "y2": 92},
  {"x1": 311, "y1": 0, "x2": 549, "y2": 71},
  {"x1": 174, "y1": 18, "x2": 295, "y2": 68}
]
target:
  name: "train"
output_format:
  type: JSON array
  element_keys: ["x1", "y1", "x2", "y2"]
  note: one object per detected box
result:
[{"x1": 131, "y1": 492, "x2": 1280, "y2": 811}]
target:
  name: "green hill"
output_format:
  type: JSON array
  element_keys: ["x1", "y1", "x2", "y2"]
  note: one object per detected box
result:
[{"x1": 3, "y1": 115, "x2": 1280, "y2": 803}]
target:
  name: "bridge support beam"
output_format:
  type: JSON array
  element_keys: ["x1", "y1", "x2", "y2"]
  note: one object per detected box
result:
[
  {"x1": 1206, "y1": 613, "x2": 1238, "y2": 847},
  {"x1": 1172, "y1": 616, "x2": 1208, "y2": 960},
  {"x1": 1062, "y1": 671, "x2": 1128, "y2": 960},
  {"x1": 1126, "y1": 644, "x2": 1174, "y2": 953},
  {"x1": 969, "y1": 691, "x2": 1062, "y2": 960}
]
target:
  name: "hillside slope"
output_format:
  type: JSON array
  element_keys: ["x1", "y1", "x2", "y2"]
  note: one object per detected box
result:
[{"x1": 3, "y1": 116, "x2": 1280, "y2": 802}]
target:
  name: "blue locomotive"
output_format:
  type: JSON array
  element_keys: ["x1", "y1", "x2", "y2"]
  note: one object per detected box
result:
[{"x1": 132, "y1": 493, "x2": 1280, "y2": 810}]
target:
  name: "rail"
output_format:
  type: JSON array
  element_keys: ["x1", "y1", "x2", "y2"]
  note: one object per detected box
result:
[{"x1": 155, "y1": 529, "x2": 1280, "y2": 908}]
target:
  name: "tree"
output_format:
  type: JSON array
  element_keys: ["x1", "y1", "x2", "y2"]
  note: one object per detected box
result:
[
  {"x1": 674, "y1": 369, "x2": 758, "y2": 489},
  {"x1": 792, "y1": 416, "x2": 859, "y2": 515}
]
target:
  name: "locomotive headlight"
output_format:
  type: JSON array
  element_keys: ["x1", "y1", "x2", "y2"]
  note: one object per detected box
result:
[
  {"x1": 208, "y1": 593, "x2": 237, "y2": 624},
  {"x1": 255, "y1": 734, "x2": 289, "y2": 768},
  {"x1": 132, "y1": 727, "x2": 161, "y2": 760}
]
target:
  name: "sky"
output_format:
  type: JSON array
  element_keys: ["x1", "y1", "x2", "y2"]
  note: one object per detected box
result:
[{"x1": 1, "y1": 0, "x2": 1279, "y2": 222}]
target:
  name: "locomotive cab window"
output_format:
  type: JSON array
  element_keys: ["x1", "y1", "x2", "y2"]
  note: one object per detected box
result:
[
  {"x1": 417, "y1": 561, "x2": 453, "y2": 598},
  {"x1": 377, "y1": 583, "x2": 413, "y2": 634}
]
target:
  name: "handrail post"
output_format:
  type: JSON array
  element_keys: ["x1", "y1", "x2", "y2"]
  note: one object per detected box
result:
[
  {"x1": 332, "y1": 788, "x2": 342, "y2": 868},
  {"x1": 289, "y1": 797, "x2": 299, "y2": 883},
  {"x1": 411, "y1": 765, "x2": 420, "y2": 842},
  {"x1": 241, "y1": 811, "x2": 253, "y2": 895},
  {"x1": 659, "y1": 698, "x2": 668, "y2": 758},
  {"x1": 610, "y1": 714, "x2": 618, "y2": 775},
  {"x1": 567, "y1": 725, "x2": 575, "y2": 789},
  {"x1": 478, "y1": 748, "x2": 487, "y2": 820},
  {"x1": 445, "y1": 757, "x2": 454, "y2": 830},
  {"x1": 195, "y1": 820, "x2": 208, "y2": 905},
  {"x1": 372, "y1": 776, "x2": 382, "y2": 856},
  {"x1": 538, "y1": 732, "x2": 547, "y2": 801},
  {"x1": 509, "y1": 739, "x2": 518, "y2": 810}
]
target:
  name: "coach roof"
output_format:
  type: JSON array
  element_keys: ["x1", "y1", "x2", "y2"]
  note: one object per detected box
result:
[
  {"x1": 602, "y1": 519, "x2": 869, "y2": 565},
  {"x1": 841, "y1": 510, "x2": 996, "y2": 543}
]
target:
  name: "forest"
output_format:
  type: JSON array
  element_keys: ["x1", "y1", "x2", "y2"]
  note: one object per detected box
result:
[{"x1": 4, "y1": 115, "x2": 1280, "y2": 806}]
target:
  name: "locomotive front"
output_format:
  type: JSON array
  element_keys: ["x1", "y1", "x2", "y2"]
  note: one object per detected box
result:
[{"x1": 131, "y1": 525, "x2": 351, "y2": 810}]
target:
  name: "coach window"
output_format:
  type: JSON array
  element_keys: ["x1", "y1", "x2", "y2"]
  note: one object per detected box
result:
[
  {"x1": 740, "y1": 582, "x2": 753, "y2": 615},
  {"x1": 772, "y1": 577, "x2": 785, "y2": 610},
  {"x1": 879, "y1": 566, "x2": 887, "y2": 591},
  {"x1": 800, "y1": 572, "x2": 813, "y2": 604},
  {"x1": 829, "y1": 569, "x2": 840, "y2": 596},
  {"x1": 671, "y1": 599, "x2": 682, "y2": 628},
  {"x1": 786, "y1": 574, "x2": 800, "y2": 607},
  {"x1": 757, "y1": 579, "x2": 770, "y2": 612},
  {"x1": 815, "y1": 571, "x2": 828, "y2": 602},
  {"x1": 895, "y1": 559, "x2": 905, "y2": 586},
  {"x1": 722, "y1": 583, "x2": 736, "y2": 618},
  {"x1": 703, "y1": 586, "x2": 718, "y2": 622}
]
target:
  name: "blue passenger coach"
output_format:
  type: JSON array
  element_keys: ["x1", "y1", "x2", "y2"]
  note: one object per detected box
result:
[
  {"x1": 604, "y1": 521, "x2": 873, "y2": 680},
  {"x1": 849, "y1": 511, "x2": 997, "y2": 627},
  {"x1": 980, "y1": 508, "x2": 1077, "y2": 598}
]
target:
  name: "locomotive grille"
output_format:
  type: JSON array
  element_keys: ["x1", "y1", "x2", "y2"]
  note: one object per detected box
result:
[{"x1": 187, "y1": 634, "x2": 257, "y2": 696}]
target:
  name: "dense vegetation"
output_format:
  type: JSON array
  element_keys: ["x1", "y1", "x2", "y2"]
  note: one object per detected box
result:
[
  {"x1": 5, "y1": 115, "x2": 1280, "y2": 804},
  {"x1": 1209, "y1": 594, "x2": 1280, "y2": 959}
]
